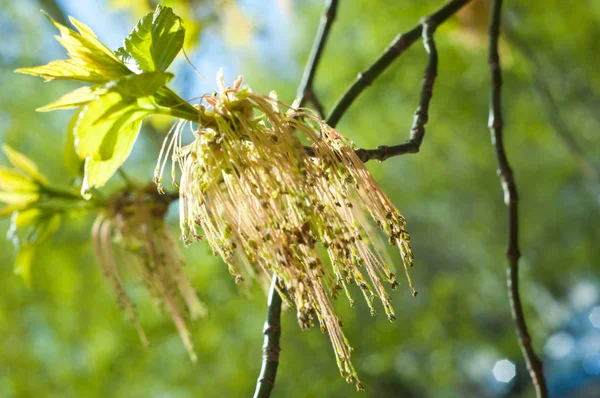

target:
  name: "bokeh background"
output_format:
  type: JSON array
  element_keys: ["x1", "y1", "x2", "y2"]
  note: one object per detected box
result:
[{"x1": 1, "y1": 0, "x2": 599, "y2": 397}]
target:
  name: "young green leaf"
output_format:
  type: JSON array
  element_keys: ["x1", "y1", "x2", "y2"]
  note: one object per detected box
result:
[
  {"x1": 64, "y1": 109, "x2": 85, "y2": 177},
  {"x1": 11, "y1": 212, "x2": 62, "y2": 287},
  {"x1": 31, "y1": 213, "x2": 62, "y2": 244},
  {"x1": 15, "y1": 7, "x2": 193, "y2": 194},
  {"x1": 9, "y1": 208, "x2": 42, "y2": 232},
  {"x1": 2, "y1": 145, "x2": 48, "y2": 185},
  {"x1": 74, "y1": 91, "x2": 151, "y2": 161},
  {"x1": 0, "y1": 168, "x2": 39, "y2": 192},
  {"x1": 15, "y1": 13, "x2": 130, "y2": 83},
  {"x1": 37, "y1": 86, "x2": 107, "y2": 112},
  {"x1": 82, "y1": 119, "x2": 143, "y2": 193},
  {"x1": 0, "y1": 191, "x2": 39, "y2": 206},
  {"x1": 0, "y1": 148, "x2": 48, "y2": 215},
  {"x1": 14, "y1": 243, "x2": 35, "y2": 287},
  {"x1": 119, "y1": 6, "x2": 185, "y2": 72},
  {"x1": 16, "y1": 60, "x2": 108, "y2": 83},
  {"x1": 153, "y1": 86, "x2": 202, "y2": 121},
  {"x1": 111, "y1": 71, "x2": 174, "y2": 98}
]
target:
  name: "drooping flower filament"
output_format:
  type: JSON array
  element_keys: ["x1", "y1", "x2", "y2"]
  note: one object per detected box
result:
[
  {"x1": 156, "y1": 72, "x2": 415, "y2": 388},
  {"x1": 92, "y1": 186, "x2": 206, "y2": 362}
]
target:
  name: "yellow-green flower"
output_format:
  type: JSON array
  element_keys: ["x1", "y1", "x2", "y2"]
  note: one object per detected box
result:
[
  {"x1": 157, "y1": 71, "x2": 416, "y2": 388},
  {"x1": 92, "y1": 186, "x2": 205, "y2": 361}
]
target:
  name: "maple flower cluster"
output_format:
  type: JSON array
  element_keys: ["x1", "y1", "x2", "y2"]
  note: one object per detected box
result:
[
  {"x1": 156, "y1": 72, "x2": 416, "y2": 388},
  {"x1": 11, "y1": 3, "x2": 419, "y2": 387},
  {"x1": 92, "y1": 187, "x2": 206, "y2": 361}
]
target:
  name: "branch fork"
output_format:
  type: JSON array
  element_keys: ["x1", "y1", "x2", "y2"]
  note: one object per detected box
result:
[{"x1": 254, "y1": 0, "x2": 548, "y2": 396}]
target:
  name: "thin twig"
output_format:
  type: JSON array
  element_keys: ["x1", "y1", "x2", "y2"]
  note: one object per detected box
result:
[
  {"x1": 403, "y1": 16, "x2": 439, "y2": 154},
  {"x1": 487, "y1": 1, "x2": 548, "y2": 397},
  {"x1": 344, "y1": 17, "x2": 439, "y2": 162},
  {"x1": 326, "y1": 0, "x2": 470, "y2": 128},
  {"x1": 296, "y1": 0, "x2": 339, "y2": 118},
  {"x1": 324, "y1": 1, "x2": 472, "y2": 162},
  {"x1": 253, "y1": 276, "x2": 283, "y2": 398}
]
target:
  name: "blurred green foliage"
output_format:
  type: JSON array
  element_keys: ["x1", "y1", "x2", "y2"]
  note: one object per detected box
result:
[{"x1": 0, "y1": 0, "x2": 599, "y2": 397}]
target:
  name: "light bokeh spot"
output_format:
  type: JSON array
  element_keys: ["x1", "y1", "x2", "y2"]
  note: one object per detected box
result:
[
  {"x1": 493, "y1": 359, "x2": 516, "y2": 383},
  {"x1": 589, "y1": 306, "x2": 600, "y2": 328}
]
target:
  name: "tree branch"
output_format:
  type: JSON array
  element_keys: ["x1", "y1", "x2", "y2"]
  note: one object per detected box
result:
[
  {"x1": 296, "y1": 0, "x2": 339, "y2": 118},
  {"x1": 253, "y1": 276, "x2": 283, "y2": 398},
  {"x1": 403, "y1": 16, "x2": 439, "y2": 154},
  {"x1": 252, "y1": 2, "x2": 470, "y2": 396},
  {"x1": 344, "y1": 17, "x2": 439, "y2": 162},
  {"x1": 487, "y1": 2, "x2": 548, "y2": 397},
  {"x1": 326, "y1": 0, "x2": 470, "y2": 128}
]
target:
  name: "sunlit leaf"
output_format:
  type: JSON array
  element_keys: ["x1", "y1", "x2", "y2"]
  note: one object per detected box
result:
[
  {"x1": 10, "y1": 208, "x2": 42, "y2": 230},
  {"x1": 0, "y1": 168, "x2": 38, "y2": 192},
  {"x1": 14, "y1": 243, "x2": 35, "y2": 287},
  {"x1": 64, "y1": 74, "x2": 172, "y2": 190},
  {"x1": 1, "y1": 145, "x2": 47, "y2": 185},
  {"x1": 0, "y1": 191, "x2": 39, "y2": 206},
  {"x1": 109, "y1": 0, "x2": 204, "y2": 49},
  {"x1": 82, "y1": 119, "x2": 143, "y2": 193},
  {"x1": 8, "y1": 209, "x2": 62, "y2": 286},
  {"x1": 111, "y1": 71, "x2": 174, "y2": 98},
  {"x1": 0, "y1": 204, "x2": 23, "y2": 217},
  {"x1": 16, "y1": 60, "x2": 110, "y2": 83},
  {"x1": 74, "y1": 91, "x2": 151, "y2": 161},
  {"x1": 37, "y1": 86, "x2": 107, "y2": 112},
  {"x1": 119, "y1": 5, "x2": 185, "y2": 72},
  {"x1": 33, "y1": 213, "x2": 62, "y2": 244},
  {"x1": 64, "y1": 109, "x2": 85, "y2": 177},
  {"x1": 15, "y1": 12, "x2": 130, "y2": 83}
]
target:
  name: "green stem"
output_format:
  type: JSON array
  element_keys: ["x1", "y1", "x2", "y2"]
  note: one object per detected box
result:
[
  {"x1": 39, "y1": 184, "x2": 106, "y2": 209},
  {"x1": 155, "y1": 105, "x2": 200, "y2": 123},
  {"x1": 154, "y1": 87, "x2": 204, "y2": 123},
  {"x1": 41, "y1": 185, "x2": 83, "y2": 200},
  {"x1": 296, "y1": 0, "x2": 339, "y2": 116}
]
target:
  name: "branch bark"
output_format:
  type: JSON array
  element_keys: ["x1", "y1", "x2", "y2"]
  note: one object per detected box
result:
[
  {"x1": 253, "y1": 277, "x2": 283, "y2": 398},
  {"x1": 487, "y1": 1, "x2": 548, "y2": 397},
  {"x1": 296, "y1": 0, "x2": 339, "y2": 118},
  {"x1": 348, "y1": 16, "x2": 440, "y2": 162}
]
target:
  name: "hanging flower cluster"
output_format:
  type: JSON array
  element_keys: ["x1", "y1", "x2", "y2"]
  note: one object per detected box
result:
[
  {"x1": 156, "y1": 71, "x2": 416, "y2": 388},
  {"x1": 13, "y1": 4, "x2": 418, "y2": 389},
  {"x1": 92, "y1": 186, "x2": 206, "y2": 361}
]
